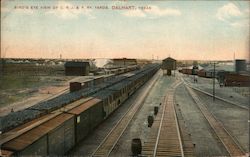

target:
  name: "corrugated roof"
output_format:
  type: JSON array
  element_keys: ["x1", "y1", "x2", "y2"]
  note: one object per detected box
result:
[
  {"x1": 68, "y1": 98, "x2": 102, "y2": 115},
  {"x1": 1, "y1": 149, "x2": 14, "y2": 157},
  {"x1": 2, "y1": 113, "x2": 73, "y2": 151},
  {"x1": 8, "y1": 113, "x2": 53, "y2": 132}
]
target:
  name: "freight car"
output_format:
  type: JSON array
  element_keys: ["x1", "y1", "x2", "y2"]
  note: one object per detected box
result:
[
  {"x1": 224, "y1": 73, "x2": 250, "y2": 87},
  {"x1": 1, "y1": 113, "x2": 75, "y2": 156},
  {"x1": 181, "y1": 68, "x2": 193, "y2": 75},
  {"x1": 205, "y1": 70, "x2": 214, "y2": 78},
  {"x1": 180, "y1": 66, "x2": 199, "y2": 75},
  {"x1": 197, "y1": 69, "x2": 217, "y2": 79},
  {"x1": 0, "y1": 64, "x2": 160, "y2": 156},
  {"x1": 0, "y1": 65, "x2": 149, "y2": 133},
  {"x1": 197, "y1": 69, "x2": 206, "y2": 77}
]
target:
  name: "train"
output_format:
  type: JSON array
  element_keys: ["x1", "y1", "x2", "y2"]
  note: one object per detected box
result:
[
  {"x1": 179, "y1": 67, "x2": 250, "y2": 87},
  {"x1": 0, "y1": 64, "x2": 160, "y2": 156},
  {"x1": 0, "y1": 65, "x2": 145, "y2": 133},
  {"x1": 104, "y1": 65, "x2": 139, "y2": 75},
  {"x1": 179, "y1": 67, "x2": 198, "y2": 76},
  {"x1": 224, "y1": 73, "x2": 250, "y2": 87}
]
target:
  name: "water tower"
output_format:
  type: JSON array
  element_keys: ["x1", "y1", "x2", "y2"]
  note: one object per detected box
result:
[{"x1": 235, "y1": 59, "x2": 246, "y2": 73}]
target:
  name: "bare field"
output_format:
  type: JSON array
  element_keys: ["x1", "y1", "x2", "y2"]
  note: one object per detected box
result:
[{"x1": 0, "y1": 63, "x2": 74, "y2": 115}]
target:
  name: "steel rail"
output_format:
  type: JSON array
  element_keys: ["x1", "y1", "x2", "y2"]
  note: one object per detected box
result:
[
  {"x1": 92, "y1": 70, "x2": 161, "y2": 157},
  {"x1": 184, "y1": 84, "x2": 245, "y2": 156}
]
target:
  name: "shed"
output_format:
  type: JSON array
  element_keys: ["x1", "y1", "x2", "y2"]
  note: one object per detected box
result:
[
  {"x1": 161, "y1": 57, "x2": 177, "y2": 76},
  {"x1": 64, "y1": 62, "x2": 90, "y2": 76}
]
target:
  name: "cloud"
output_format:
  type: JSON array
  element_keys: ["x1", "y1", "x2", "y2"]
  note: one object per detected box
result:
[
  {"x1": 145, "y1": 5, "x2": 181, "y2": 16},
  {"x1": 230, "y1": 19, "x2": 249, "y2": 28},
  {"x1": 45, "y1": 1, "x2": 94, "y2": 19},
  {"x1": 216, "y1": 3, "x2": 242, "y2": 21},
  {"x1": 216, "y1": 3, "x2": 249, "y2": 28},
  {"x1": 122, "y1": 9, "x2": 146, "y2": 17},
  {"x1": 122, "y1": 6, "x2": 181, "y2": 18}
]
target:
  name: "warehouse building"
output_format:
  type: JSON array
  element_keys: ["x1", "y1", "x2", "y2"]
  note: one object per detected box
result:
[
  {"x1": 161, "y1": 57, "x2": 177, "y2": 76},
  {"x1": 112, "y1": 58, "x2": 137, "y2": 68},
  {"x1": 64, "y1": 61, "x2": 90, "y2": 76}
]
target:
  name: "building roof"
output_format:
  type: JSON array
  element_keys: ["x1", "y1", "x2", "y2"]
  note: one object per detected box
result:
[
  {"x1": 163, "y1": 57, "x2": 176, "y2": 62},
  {"x1": 64, "y1": 61, "x2": 90, "y2": 68},
  {"x1": 112, "y1": 58, "x2": 137, "y2": 61}
]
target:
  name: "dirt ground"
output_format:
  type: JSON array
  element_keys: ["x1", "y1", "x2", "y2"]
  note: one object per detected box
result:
[{"x1": 0, "y1": 72, "x2": 75, "y2": 116}]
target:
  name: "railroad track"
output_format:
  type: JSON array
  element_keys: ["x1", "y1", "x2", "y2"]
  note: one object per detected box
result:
[
  {"x1": 142, "y1": 80, "x2": 185, "y2": 157},
  {"x1": 92, "y1": 71, "x2": 161, "y2": 157},
  {"x1": 174, "y1": 104, "x2": 195, "y2": 157},
  {"x1": 183, "y1": 79, "x2": 248, "y2": 110},
  {"x1": 0, "y1": 66, "x2": 159, "y2": 145},
  {"x1": 184, "y1": 84, "x2": 246, "y2": 157}
]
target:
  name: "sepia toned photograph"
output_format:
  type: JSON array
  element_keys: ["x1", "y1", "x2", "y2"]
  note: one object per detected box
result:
[{"x1": 0, "y1": 0, "x2": 249, "y2": 156}]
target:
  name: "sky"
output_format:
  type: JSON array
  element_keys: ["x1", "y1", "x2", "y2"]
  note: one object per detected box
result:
[{"x1": 1, "y1": 0, "x2": 249, "y2": 60}]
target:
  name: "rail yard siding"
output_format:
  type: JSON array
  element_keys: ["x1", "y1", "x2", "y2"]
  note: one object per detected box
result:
[
  {"x1": 0, "y1": 64, "x2": 160, "y2": 156},
  {"x1": 0, "y1": 66, "x2": 141, "y2": 133},
  {"x1": 181, "y1": 67, "x2": 250, "y2": 87}
]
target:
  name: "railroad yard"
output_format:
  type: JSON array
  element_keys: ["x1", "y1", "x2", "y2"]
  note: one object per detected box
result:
[
  {"x1": 0, "y1": 60, "x2": 249, "y2": 157},
  {"x1": 69, "y1": 70, "x2": 249, "y2": 157},
  {"x1": 2, "y1": 0, "x2": 250, "y2": 156}
]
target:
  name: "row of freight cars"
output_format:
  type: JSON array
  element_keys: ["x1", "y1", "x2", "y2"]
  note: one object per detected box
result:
[
  {"x1": 70, "y1": 65, "x2": 140, "y2": 92},
  {"x1": 104, "y1": 65, "x2": 139, "y2": 75},
  {"x1": 179, "y1": 68, "x2": 250, "y2": 87},
  {"x1": 0, "y1": 64, "x2": 160, "y2": 157},
  {"x1": 0, "y1": 65, "x2": 144, "y2": 133},
  {"x1": 223, "y1": 73, "x2": 250, "y2": 87}
]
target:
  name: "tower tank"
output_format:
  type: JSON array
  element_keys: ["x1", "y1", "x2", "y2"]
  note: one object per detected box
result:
[{"x1": 235, "y1": 59, "x2": 246, "y2": 73}]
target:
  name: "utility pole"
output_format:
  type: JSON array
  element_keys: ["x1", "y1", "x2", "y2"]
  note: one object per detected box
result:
[{"x1": 213, "y1": 62, "x2": 215, "y2": 102}]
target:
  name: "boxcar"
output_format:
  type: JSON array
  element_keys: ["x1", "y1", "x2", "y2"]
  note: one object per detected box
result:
[
  {"x1": 0, "y1": 64, "x2": 160, "y2": 157},
  {"x1": 2, "y1": 113, "x2": 74, "y2": 156},
  {"x1": 224, "y1": 73, "x2": 250, "y2": 87},
  {"x1": 197, "y1": 69, "x2": 206, "y2": 77},
  {"x1": 70, "y1": 82, "x2": 82, "y2": 92},
  {"x1": 182, "y1": 68, "x2": 192, "y2": 75},
  {"x1": 94, "y1": 90, "x2": 114, "y2": 118},
  {"x1": 205, "y1": 71, "x2": 214, "y2": 78},
  {"x1": 94, "y1": 77, "x2": 104, "y2": 86},
  {"x1": 68, "y1": 98, "x2": 103, "y2": 143},
  {"x1": 47, "y1": 114, "x2": 75, "y2": 156}
]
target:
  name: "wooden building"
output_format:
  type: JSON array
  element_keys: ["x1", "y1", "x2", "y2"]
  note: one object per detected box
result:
[
  {"x1": 161, "y1": 57, "x2": 177, "y2": 76},
  {"x1": 112, "y1": 58, "x2": 137, "y2": 68},
  {"x1": 64, "y1": 61, "x2": 90, "y2": 76}
]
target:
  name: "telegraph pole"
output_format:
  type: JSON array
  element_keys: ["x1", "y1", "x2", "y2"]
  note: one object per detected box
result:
[{"x1": 213, "y1": 62, "x2": 215, "y2": 102}]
